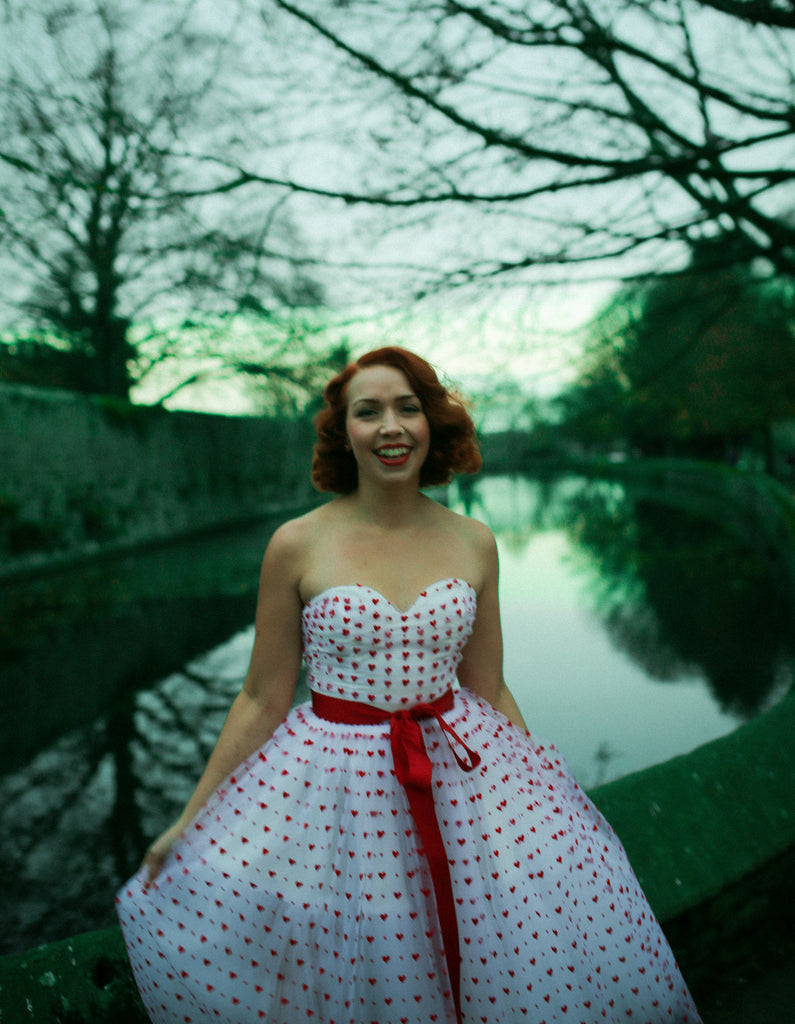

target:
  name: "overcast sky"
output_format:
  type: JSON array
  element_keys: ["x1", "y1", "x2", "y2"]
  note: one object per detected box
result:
[{"x1": 5, "y1": 0, "x2": 794, "y2": 412}]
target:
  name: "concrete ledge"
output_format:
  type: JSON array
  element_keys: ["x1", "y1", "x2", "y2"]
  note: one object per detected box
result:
[
  {"x1": 0, "y1": 926, "x2": 147, "y2": 1023},
  {"x1": 588, "y1": 687, "x2": 795, "y2": 921},
  {"x1": 1, "y1": 693, "x2": 793, "y2": 1022},
  {"x1": 588, "y1": 688, "x2": 795, "y2": 992}
]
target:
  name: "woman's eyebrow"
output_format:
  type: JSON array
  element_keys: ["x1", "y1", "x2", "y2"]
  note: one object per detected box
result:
[{"x1": 351, "y1": 393, "x2": 419, "y2": 407}]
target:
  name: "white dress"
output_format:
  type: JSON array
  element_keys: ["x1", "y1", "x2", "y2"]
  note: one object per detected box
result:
[{"x1": 116, "y1": 578, "x2": 701, "y2": 1023}]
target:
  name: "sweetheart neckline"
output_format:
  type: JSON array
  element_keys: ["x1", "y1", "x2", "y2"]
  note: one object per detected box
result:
[{"x1": 302, "y1": 577, "x2": 476, "y2": 615}]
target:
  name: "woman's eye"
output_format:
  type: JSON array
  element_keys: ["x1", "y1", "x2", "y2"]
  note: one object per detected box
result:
[{"x1": 403, "y1": 405, "x2": 421, "y2": 414}]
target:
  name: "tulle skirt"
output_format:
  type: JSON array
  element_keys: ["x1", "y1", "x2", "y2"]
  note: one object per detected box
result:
[{"x1": 116, "y1": 689, "x2": 700, "y2": 1023}]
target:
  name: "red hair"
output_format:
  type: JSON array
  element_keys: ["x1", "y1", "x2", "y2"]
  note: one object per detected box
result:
[{"x1": 312, "y1": 347, "x2": 482, "y2": 493}]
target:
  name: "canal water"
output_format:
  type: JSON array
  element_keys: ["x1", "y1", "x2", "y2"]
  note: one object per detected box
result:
[{"x1": 1, "y1": 471, "x2": 792, "y2": 955}]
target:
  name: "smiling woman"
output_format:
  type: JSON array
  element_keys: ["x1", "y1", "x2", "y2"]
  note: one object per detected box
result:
[
  {"x1": 115, "y1": 346, "x2": 702, "y2": 1024},
  {"x1": 311, "y1": 345, "x2": 482, "y2": 493},
  {"x1": 345, "y1": 367, "x2": 431, "y2": 479}
]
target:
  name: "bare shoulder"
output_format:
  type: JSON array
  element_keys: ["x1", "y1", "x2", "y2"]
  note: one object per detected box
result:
[
  {"x1": 264, "y1": 515, "x2": 305, "y2": 564},
  {"x1": 269, "y1": 499, "x2": 339, "y2": 542},
  {"x1": 263, "y1": 500, "x2": 342, "y2": 577},
  {"x1": 428, "y1": 502, "x2": 498, "y2": 590},
  {"x1": 461, "y1": 510, "x2": 496, "y2": 552},
  {"x1": 459, "y1": 512, "x2": 498, "y2": 582},
  {"x1": 435, "y1": 501, "x2": 496, "y2": 552},
  {"x1": 262, "y1": 507, "x2": 317, "y2": 570}
]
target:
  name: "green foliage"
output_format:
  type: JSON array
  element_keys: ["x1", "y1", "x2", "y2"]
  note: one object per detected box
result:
[
  {"x1": 0, "y1": 504, "x2": 64, "y2": 556},
  {"x1": 0, "y1": 336, "x2": 102, "y2": 393},
  {"x1": 558, "y1": 241, "x2": 795, "y2": 465},
  {"x1": 1, "y1": 949, "x2": 150, "y2": 1024},
  {"x1": 0, "y1": 491, "x2": 120, "y2": 560},
  {"x1": 0, "y1": 494, "x2": 21, "y2": 522}
]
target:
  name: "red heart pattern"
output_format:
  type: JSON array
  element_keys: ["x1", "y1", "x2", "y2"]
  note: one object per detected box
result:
[{"x1": 117, "y1": 578, "x2": 701, "y2": 1023}]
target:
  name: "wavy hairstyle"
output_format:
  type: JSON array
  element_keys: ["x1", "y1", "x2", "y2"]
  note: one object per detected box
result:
[{"x1": 311, "y1": 347, "x2": 482, "y2": 493}]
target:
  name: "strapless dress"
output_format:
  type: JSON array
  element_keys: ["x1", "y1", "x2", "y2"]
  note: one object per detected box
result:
[{"x1": 116, "y1": 578, "x2": 700, "y2": 1023}]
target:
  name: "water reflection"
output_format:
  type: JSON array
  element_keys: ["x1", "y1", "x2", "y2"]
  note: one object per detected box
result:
[
  {"x1": 1, "y1": 722, "x2": 126, "y2": 954},
  {"x1": 451, "y1": 473, "x2": 792, "y2": 793},
  {"x1": 454, "y1": 474, "x2": 794, "y2": 717},
  {"x1": 0, "y1": 627, "x2": 311, "y2": 954},
  {"x1": 570, "y1": 491, "x2": 793, "y2": 715},
  {"x1": 0, "y1": 521, "x2": 276, "y2": 773},
  {"x1": 2, "y1": 471, "x2": 793, "y2": 954}
]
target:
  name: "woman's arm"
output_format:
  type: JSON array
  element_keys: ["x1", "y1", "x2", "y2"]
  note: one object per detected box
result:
[
  {"x1": 456, "y1": 522, "x2": 528, "y2": 731},
  {"x1": 142, "y1": 520, "x2": 305, "y2": 884}
]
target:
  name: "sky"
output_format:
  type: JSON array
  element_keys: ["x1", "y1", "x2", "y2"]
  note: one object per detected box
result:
[
  {"x1": 6, "y1": 0, "x2": 793, "y2": 416},
  {"x1": 133, "y1": 0, "x2": 792, "y2": 415},
  {"x1": 131, "y1": 280, "x2": 616, "y2": 416},
  {"x1": 121, "y1": 0, "x2": 651, "y2": 414}
]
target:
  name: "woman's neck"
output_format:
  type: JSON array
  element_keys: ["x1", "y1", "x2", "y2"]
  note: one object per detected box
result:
[{"x1": 348, "y1": 482, "x2": 430, "y2": 530}]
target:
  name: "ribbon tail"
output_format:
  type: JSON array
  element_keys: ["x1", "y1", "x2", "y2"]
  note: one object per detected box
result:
[
  {"x1": 438, "y1": 717, "x2": 482, "y2": 774},
  {"x1": 390, "y1": 714, "x2": 464, "y2": 1024}
]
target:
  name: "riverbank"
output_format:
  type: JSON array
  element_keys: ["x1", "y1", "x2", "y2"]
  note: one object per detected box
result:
[
  {"x1": 1, "y1": 687, "x2": 792, "y2": 1023},
  {"x1": 0, "y1": 383, "x2": 316, "y2": 578}
]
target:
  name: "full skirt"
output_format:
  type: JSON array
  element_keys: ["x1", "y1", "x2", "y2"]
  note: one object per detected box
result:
[{"x1": 116, "y1": 689, "x2": 700, "y2": 1023}]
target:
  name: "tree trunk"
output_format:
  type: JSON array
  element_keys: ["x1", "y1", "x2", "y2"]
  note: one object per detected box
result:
[{"x1": 95, "y1": 316, "x2": 133, "y2": 399}]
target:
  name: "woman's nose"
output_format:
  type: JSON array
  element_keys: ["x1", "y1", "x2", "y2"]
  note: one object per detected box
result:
[{"x1": 380, "y1": 410, "x2": 402, "y2": 433}]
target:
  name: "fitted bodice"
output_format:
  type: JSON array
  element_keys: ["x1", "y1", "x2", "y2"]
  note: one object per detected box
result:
[{"x1": 301, "y1": 578, "x2": 477, "y2": 710}]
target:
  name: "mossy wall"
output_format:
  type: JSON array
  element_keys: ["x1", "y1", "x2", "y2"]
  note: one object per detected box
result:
[{"x1": 0, "y1": 384, "x2": 316, "y2": 572}]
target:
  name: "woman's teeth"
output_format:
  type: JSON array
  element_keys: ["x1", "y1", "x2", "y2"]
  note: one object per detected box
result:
[{"x1": 375, "y1": 446, "x2": 412, "y2": 464}]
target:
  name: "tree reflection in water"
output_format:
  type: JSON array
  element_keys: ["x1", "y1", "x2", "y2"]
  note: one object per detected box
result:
[
  {"x1": 564, "y1": 481, "x2": 794, "y2": 715},
  {"x1": 0, "y1": 631, "x2": 258, "y2": 954}
]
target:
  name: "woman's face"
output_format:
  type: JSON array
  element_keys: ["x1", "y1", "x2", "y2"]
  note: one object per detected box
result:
[{"x1": 344, "y1": 364, "x2": 431, "y2": 486}]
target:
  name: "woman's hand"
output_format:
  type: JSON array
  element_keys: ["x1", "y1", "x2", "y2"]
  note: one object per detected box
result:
[{"x1": 141, "y1": 820, "x2": 186, "y2": 889}]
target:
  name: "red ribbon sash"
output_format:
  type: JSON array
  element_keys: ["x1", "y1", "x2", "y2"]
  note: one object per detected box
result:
[{"x1": 312, "y1": 689, "x2": 481, "y2": 1024}]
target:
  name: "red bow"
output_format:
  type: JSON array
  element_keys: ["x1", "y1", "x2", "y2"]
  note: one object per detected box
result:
[{"x1": 313, "y1": 689, "x2": 481, "y2": 1023}]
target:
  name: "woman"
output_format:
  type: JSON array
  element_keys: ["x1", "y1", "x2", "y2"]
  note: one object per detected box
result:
[{"x1": 117, "y1": 346, "x2": 701, "y2": 1024}]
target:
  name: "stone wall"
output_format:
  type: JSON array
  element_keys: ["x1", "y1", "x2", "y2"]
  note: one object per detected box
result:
[
  {"x1": 0, "y1": 384, "x2": 317, "y2": 573},
  {"x1": 589, "y1": 687, "x2": 795, "y2": 992}
]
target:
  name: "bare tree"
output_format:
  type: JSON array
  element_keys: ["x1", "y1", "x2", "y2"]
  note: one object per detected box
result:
[
  {"x1": 0, "y1": 0, "x2": 326, "y2": 402},
  {"x1": 691, "y1": 1, "x2": 795, "y2": 29},
  {"x1": 189, "y1": 0, "x2": 795, "y2": 295}
]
